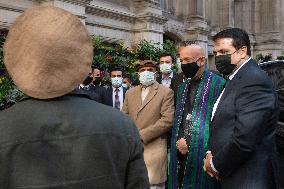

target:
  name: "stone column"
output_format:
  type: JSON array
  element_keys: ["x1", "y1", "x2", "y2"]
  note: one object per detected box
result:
[
  {"x1": 132, "y1": 0, "x2": 167, "y2": 45},
  {"x1": 196, "y1": 0, "x2": 204, "y2": 17},
  {"x1": 85, "y1": 0, "x2": 135, "y2": 47},
  {"x1": 36, "y1": 0, "x2": 92, "y2": 24},
  {"x1": 282, "y1": 0, "x2": 284, "y2": 54},
  {"x1": 166, "y1": 0, "x2": 175, "y2": 14},
  {"x1": 228, "y1": 0, "x2": 234, "y2": 27},
  {"x1": 253, "y1": 0, "x2": 282, "y2": 59},
  {"x1": 185, "y1": 0, "x2": 209, "y2": 59}
]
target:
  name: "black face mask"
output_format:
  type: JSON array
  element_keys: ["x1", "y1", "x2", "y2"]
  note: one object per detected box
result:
[
  {"x1": 181, "y1": 62, "x2": 200, "y2": 79},
  {"x1": 92, "y1": 77, "x2": 101, "y2": 86},
  {"x1": 215, "y1": 54, "x2": 237, "y2": 76},
  {"x1": 82, "y1": 76, "x2": 93, "y2": 86}
]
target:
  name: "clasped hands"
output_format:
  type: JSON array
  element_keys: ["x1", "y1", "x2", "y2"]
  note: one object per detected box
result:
[
  {"x1": 176, "y1": 139, "x2": 220, "y2": 180},
  {"x1": 203, "y1": 151, "x2": 220, "y2": 180}
]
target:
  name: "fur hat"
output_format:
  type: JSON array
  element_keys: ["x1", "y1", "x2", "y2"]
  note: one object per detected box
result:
[
  {"x1": 4, "y1": 6, "x2": 93, "y2": 99},
  {"x1": 135, "y1": 60, "x2": 158, "y2": 71}
]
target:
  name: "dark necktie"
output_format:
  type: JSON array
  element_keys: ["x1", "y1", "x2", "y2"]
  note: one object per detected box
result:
[{"x1": 114, "y1": 88, "x2": 120, "y2": 109}]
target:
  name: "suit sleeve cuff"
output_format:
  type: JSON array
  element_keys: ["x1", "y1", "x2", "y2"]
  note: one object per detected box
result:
[{"x1": 210, "y1": 158, "x2": 218, "y2": 173}]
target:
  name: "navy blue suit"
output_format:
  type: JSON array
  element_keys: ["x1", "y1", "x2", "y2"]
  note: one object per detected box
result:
[{"x1": 209, "y1": 59, "x2": 279, "y2": 188}]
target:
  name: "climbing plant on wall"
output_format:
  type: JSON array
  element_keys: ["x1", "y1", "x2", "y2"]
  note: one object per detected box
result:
[{"x1": 0, "y1": 35, "x2": 177, "y2": 110}]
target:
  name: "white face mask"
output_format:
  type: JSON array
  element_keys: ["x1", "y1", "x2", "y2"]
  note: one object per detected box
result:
[
  {"x1": 159, "y1": 63, "x2": 172, "y2": 74},
  {"x1": 122, "y1": 83, "x2": 128, "y2": 89},
  {"x1": 111, "y1": 77, "x2": 123, "y2": 88},
  {"x1": 139, "y1": 71, "x2": 155, "y2": 86}
]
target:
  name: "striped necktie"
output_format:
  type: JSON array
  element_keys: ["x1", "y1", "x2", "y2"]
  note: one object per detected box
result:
[{"x1": 114, "y1": 88, "x2": 120, "y2": 109}]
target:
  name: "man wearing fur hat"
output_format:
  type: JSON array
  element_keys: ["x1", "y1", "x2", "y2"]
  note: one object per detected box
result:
[
  {"x1": 0, "y1": 6, "x2": 149, "y2": 189},
  {"x1": 122, "y1": 60, "x2": 174, "y2": 189}
]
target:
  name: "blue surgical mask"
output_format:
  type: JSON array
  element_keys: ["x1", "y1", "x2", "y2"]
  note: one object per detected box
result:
[
  {"x1": 111, "y1": 77, "x2": 122, "y2": 88},
  {"x1": 159, "y1": 63, "x2": 172, "y2": 74},
  {"x1": 139, "y1": 71, "x2": 155, "y2": 86}
]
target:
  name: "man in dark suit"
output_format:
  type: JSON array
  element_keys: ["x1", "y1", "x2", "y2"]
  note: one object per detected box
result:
[
  {"x1": 204, "y1": 28, "x2": 279, "y2": 188},
  {"x1": 88, "y1": 66, "x2": 107, "y2": 103},
  {"x1": 0, "y1": 6, "x2": 149, "y2": 189},
  {"x1": 104, "y1": 67, "x2": 127, "y2": 110},
  {"x1": 79, "y1": 66, "x2": 107, "y2": 104},
  {"x1": 156, "y1": 54, "x2": 183, "y2": 104}
]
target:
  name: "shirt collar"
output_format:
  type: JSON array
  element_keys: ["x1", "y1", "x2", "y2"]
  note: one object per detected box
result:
[
  {"x1": 140, "y1": 82, "x2": 155, "y2": 89},
  {"x1": 162, "y1": 72, "x2": 173, "y2": 80},
  {"x1": 229, "y1": 57, "x2": 251, "y2": 80},
  {"x1": 112, "y1": 86, "x2": 123, "y2": 91}
]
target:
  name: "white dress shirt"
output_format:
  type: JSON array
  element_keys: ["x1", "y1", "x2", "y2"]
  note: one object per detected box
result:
[
  {"x1": 211, "y1": 57, "x2": 251, "y2": 121},
  {"x1": 161, "y1": 72, "x2": 173, "y2": 88},
  {"x1": 209, "y1": 57, "x2": 251, "y2": 173},
  {"x1": 141, "y1": 86, "x2": 150, "y2": 102},
  {"x1": 112, "y1": 86, "x2": 123, "y2": 110}
]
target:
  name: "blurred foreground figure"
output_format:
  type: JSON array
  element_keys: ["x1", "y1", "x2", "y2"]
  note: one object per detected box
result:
[{"x1": 0, "y1": 6, "x2": 149, "y2": 189}]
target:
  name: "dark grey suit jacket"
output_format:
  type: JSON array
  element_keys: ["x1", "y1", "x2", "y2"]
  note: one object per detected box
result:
[
  {"x1": 156, "y1": 72, "x2": 184, "y2": 107},
  {"x1": 0, "y1": 90, "x2": 149, "y2": 189},
  {"x1": 209, "y1": 59, "x2": 279, "y2": 189},
  {"x1": 103, "y1": 87, "x2": 127, "y2": 107}
]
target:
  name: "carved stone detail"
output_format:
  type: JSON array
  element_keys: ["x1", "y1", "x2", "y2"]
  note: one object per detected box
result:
[{"x1": 0, "y1": 0, "x2": 282, "y2": 58}]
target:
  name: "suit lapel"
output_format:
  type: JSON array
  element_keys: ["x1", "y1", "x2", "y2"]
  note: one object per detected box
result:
[
  {"x1": 170, "y1": 73, "x2": 176, "y2": 89},
  {"x1": 219, "y1": 59, "x2": 253, "y2": 103},
  {"x1": 156, "y1": 75, "x2": 162, "y2": 84},
  {"x1": 128, "y1": 87, "x2": 142, "y2": 120},
  {"x1": 217, "y1": 79, "x2": 235, "y2": 104},
  {"x1": 122, "y1": 87, "x2": 127, "y2": 101},
  {"x1": 211, "y1": 79, "x2": 235, "y2": 123},
  {"x1": 108, "y1": 88, "x2": 113, "y2": 106},
  {"x1": 211, "y1": 59, "x2": 253, "y2": 124},
  {"x1": 138, "y1": 83, "x2": 158, "y2": 113}
]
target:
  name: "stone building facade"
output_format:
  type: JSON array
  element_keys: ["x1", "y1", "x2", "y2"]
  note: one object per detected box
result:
[{"x1": 0, "y1": 0, "x2": 283, "y2": 68}]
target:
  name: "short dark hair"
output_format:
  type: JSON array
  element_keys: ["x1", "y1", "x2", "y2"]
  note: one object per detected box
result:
[
  {"x1": 109, "y1": 66, "x2": 123, "y2": 74},
  {"x1": 213, "y1": 28, "x2": 251, "y2": 56},
  {"x1": 91, "y1": 65, "x2": 102, "y2": 72},
  {"x1": 123, "y1": 76, "x2": 132, "y2": 83},
  {"x1": 159, "y1": 53, "x2": 173, "y2": 60}
]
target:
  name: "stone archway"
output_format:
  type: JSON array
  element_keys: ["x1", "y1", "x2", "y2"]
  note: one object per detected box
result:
[{"x1": 163, "y1": 31, "x2": 183, "y2": 44}]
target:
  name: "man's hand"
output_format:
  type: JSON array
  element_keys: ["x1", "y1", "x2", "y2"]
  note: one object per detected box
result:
[
  {"x1": 203, "y1": 151, "x2": 220, "y2": 180},
  {"x1": 176, "y1": 138, "x2": 188, "y2": 155}
]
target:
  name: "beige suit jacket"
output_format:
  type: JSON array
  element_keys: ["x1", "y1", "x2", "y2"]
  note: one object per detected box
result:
[{"x1": 122, "y1": 82, "x2": 174, "y2": 185}]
